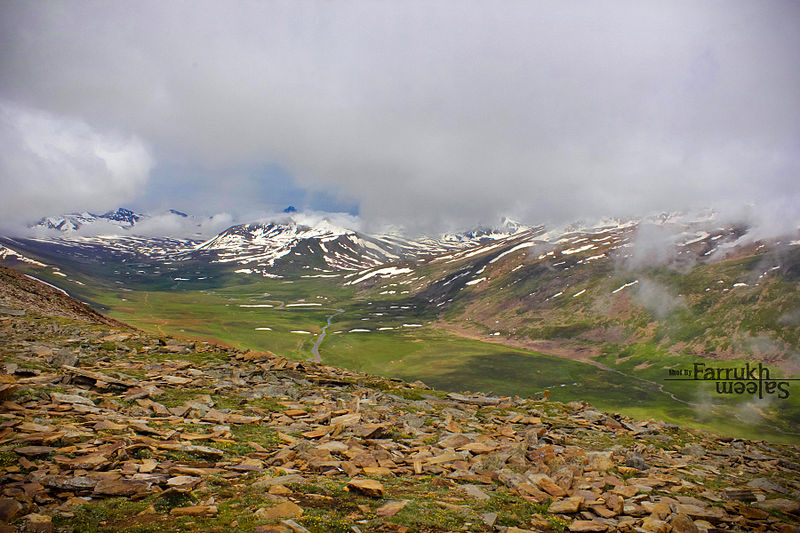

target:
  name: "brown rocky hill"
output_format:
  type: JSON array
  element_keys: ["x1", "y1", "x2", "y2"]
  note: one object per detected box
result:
[
  {"x1": 0, "y1": 275, "x2": 798, "y2": 532},
  {"x1": 0, "y1": 265, "x2": 129, "y2": 330}
]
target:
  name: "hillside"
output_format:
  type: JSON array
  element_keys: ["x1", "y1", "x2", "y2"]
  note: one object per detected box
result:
[
  {"x1": 1, "y1": 254, "x2": 799, "y2": 532},
  {"x1": 0, "y1": 265, "x2": 130, "y2": 329}
]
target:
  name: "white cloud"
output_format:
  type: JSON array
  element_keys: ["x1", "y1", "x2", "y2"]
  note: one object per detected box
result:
[
  {"x1": 131, "y1": 211, "x2": 235, "y2": 238},
  {"x1": 1, "y1": 1, "x2": 798, "y2": 232},
  {"x1": 0, "y1": 101, "x2": 153, "y2": 224}
]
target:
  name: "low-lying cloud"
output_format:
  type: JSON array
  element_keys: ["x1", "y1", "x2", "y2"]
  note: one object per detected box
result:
[{"x1": 633, "y1": 279, "x2": 685, "y2": 319}]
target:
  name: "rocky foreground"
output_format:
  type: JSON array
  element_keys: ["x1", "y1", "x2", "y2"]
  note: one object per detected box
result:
[{"x1": 0, "y1": 283, "x2": 799, "y2": 532}]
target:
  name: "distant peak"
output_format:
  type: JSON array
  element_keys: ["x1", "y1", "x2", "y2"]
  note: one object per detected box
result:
[
  {"x1": 99, "y1": 208, "x2": 142, "y2": 224},
  {"x1": 283, "y1": 206, "x2": 297, "y2": 213},
  {"x1": 169, "y1": 209, "x2": 189, "y2": 217}
]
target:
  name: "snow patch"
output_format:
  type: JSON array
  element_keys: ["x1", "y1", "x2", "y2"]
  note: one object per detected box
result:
[
  {"x1": 611, "y1": 280, "x2": 639, "y2": 294},
  {"x1": 346, "y1": 267, "x2": 413, "y2": 285},
  {"x1": 562, "y1": 244, "x2": 595, "y2": 255}
]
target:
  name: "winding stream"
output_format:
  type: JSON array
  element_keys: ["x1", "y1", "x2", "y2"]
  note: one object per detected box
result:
[{"x1": 310, "y1": 308, "x2": 344, "y2": 363}]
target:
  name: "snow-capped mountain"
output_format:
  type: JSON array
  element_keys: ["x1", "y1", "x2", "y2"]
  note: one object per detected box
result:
[
  {"x1": 10, "y1": 208, "x2": 793, "y2": 285},
  {"x1": 193, "y1": 216, "x2": 544, "y2": 274},
  {"x1": 34, "y1": 208, "x2": 143, "y2": 232}
]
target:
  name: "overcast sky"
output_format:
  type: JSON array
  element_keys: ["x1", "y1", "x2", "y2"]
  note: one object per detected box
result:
[{"x1": 1, "y1": 1, "x2": 798, "y2": 234}]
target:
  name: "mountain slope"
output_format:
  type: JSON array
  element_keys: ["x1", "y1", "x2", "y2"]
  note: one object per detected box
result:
[
  {"x1": 0, "y1": 264, "x2": 131, "y2": 328},
  {"x1": 350, "y1": 216, "x2": 800, "y2": 370}
]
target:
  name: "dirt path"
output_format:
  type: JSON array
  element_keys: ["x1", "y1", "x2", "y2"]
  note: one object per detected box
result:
[{"x1": 435, "y1": 321, "x2": 609, "y2": 369}]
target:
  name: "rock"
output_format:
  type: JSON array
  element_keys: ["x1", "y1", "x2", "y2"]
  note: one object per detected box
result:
[
  {"x1": 625, "y1": 451, "x2": 647, "y2": 470},
  {"x1": 669, "y1": 514, "x2": 700, "y2": 533},
  {"x1": 445, "y1": 392, "x2": 503, "y2": 406},
  {"x1": 604, "y1": 493, "x2": 624, "y2": 515},
  {"x1": 683, "y1": 444, "x2": 705, "y2": 457},
  {"x1": 347, "y1": 478, "x2": 385, "y2": 498},
  {"x1": 170, "y1": 505, "x2": 218, "y2": 517},
  {"x1": 530, "y1": 474, "x2": 567, "y2": 498},
  {"x1": 569, "y1": 520, "x2": 608, "y2": 532},
  {"x1": 163, "y1": 375, "x2": 191, "y2": 385},
  {"x1": 481, "y1": 512, "x2": 498, "y2": 526},
  {"x1": 586, "y1": 451, "x2": 614, "y2": 471},
  {"x1": 647, "y1": 501, "x2": 671, "y2": 520},
  {"x1": 51, "y1": 349, "x2": 79, "y2": 367},
  {"x1": 22, "y1": 513, "x2": 52, "y2": 533},
  {"x1": 255, "y1": 502, "x2": 304, "y2": 521},
  {"x1": 0, "y1": 497, "x2": 24, "y2": 522},
  {"x1": 375, "y1": 500, "x2": 409, "y2": 517},
  {"x1": 746, "y1": 477, "x2": 788, "y2": 494},
  {"x1": 158, "y1": 443, "x2": 223, "y2": 458},
  {"x1": 640, "y1": 516, "x2": 670, "y2": 533},
  {"x1": 93, "y1": 478, "x2": 150, "y2": 496},
  {"x1": 673, "y1": 503, "x2": 727, "y2": 521},
  {"x1": 280, "y1": 519, "x2": 311, "y2": 532},
  {"x1": 612, "y1": 484, "x2": 639, "y2": 498},
  {"x1": 439, "y1": 433, "x2": 472, "y2": 448},
  {"x1": 166, "y1": 475, "x2": 201, "y2": 490},
  {"x1": 460, "y1": 484, "x2": 490, "y2": 501},
  {"x1": 14, "y1": 446, "x2": 55, "y2": 456},
  {"x1": 737, "y1": 504, "x2": 769, "y2": 520},
  {"x1": 42, "y1": 475, "x2": 98, "y2": 491},
  {"x1": 253, "y1": 474, "x2": 307, "y2": 488},
  {"x1": 755, "y1": 499, "x2": 800, "y2": 514},
  {"x1": 54, "y1": 452, "x2": 108, "y2": 470},
  {"x1": 548, "y1": 496, "x2": 583, "y2": 514},
  {"x1": 139, "y1": 458, "x2": 158, "y2": 473},
  {"x1": 723, "y1": 487, "x2": 756, "y2": 502},
  {"x1": 0, "y1": 380, "x2": 18, "y2": 400},
  {"x1": 268, "y1": 485, "x2": 292, "y2": 496}
]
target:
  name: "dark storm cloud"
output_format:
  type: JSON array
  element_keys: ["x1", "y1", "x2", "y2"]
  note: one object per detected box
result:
[{"x1": 0, "y1": 1, "x2": 798, "y2": 233}]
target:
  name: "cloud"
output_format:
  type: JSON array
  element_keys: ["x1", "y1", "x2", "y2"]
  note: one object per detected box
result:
[
  {"x1": 632, "y1": 279, "x2": 685, "y2": 319},
  {"x1": 0, "y1": 100, "x2": 153, "y2": 225},
  {"x1": 119, "y1": 212, "x2": 236, "y2": 239},
  {"x1": 1, "y1": 1, "x2": 798, "y2": 232}
]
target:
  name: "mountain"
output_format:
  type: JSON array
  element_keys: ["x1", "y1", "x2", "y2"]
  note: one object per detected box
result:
[
  {"x1": 1, "y1": 266, "x2": 798, "y2": 533},
  {"x1": 192, "y1": 216, "x2": 539, "y2": 275},
  {"x1": 19, "y1": 209, "x2": 541, "y2": 276},
  {"x1": 349, "y1": 213, "x2": 800, "y2": 371},
  {"x1": 33, "y1": 208, "x2": 143, "y2": 232}
]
